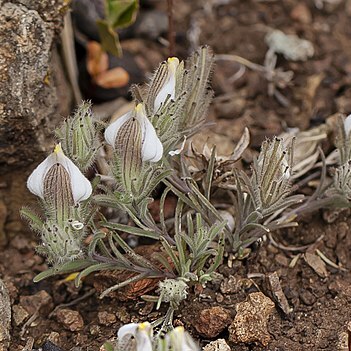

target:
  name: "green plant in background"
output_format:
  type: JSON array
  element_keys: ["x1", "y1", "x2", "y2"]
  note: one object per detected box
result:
[
  {"x1": 97, "y1": 0, "x2": 139, "y2": 57},
  {"x1": 22, "y1": 46, "x2": 351, "y2": 337}
]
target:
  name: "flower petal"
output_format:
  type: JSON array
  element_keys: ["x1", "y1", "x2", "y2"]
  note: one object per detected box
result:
[
  {"x1": 344, "y1": 114, "x2": 351, "y2": 135},
  {"x1": 154, "y1": 57, "x2": 179, "y2": 112},
  {"x1": 57, "y1": 151, "x2": 92, "y2": 204},
  {"x1": 27, "y1": 153, "x2": 56, "y2": 199},
  {"x1": 117, "y1": 323, "x2": 139, "y2": 340},
  {"x1": 135, "y1": 105, "x2": 163, "y2": 162},
  {"x1": 104, "y1": 110, "x2": 133, "y2": 147},
  {"x1": 136, "y1": 322, "x2": 153, "y2": 351},
  {"x1": 166, "y1": 327, "x2": 199, "y2": 351}
]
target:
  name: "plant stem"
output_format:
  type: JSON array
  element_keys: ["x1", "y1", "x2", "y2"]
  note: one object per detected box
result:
[{"x1": 167, "y1": 0, "x2": 175, "y2": 56}]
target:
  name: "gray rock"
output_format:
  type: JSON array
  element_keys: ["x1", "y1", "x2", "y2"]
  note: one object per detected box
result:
[
  {"x1": 0, "y1": 279, "x2": 11, "y2": 351},
  {"x1": 0, "y1": 1, "x2": 68, "y2": 173}
]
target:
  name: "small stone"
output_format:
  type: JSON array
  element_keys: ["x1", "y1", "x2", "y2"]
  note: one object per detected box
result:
[
  {"x1": 20, "y1": 290, "x2": 53, "y2": 315},
  {"x1": 46, "y1": 332, "x2": 61, "y2": 345},
  {"x1": 274, "y1": 253, "x2": 289, "y2": 267},
  {"x1": 98, "y1": 311, "x2": 116, "y2": 326},
  {"x1": 216, "y1": 293, "x2": 224, "y2": 303},
  {"x1": 90, "y1": 325, "x2": 101, "y2": 336},
  {"x1": 42, "y1": 340, "x2": 63, "y2": 351},
  {"x1": 116, "y1": 306, "x2": 130, "y2": 324},
  {"x1": 194, "y1": 306, "x2": 231, "y2": 338},
  {"x1": 203, "y1": 339, "x2": 231, "y2": 351},
  {"x1": 12, "y1": 305, "x2": 29, "y2": 326},
  {"x1": 299, "y1": 290, "x2": 316, "y2": 306},
  {"x1": 229, "y1": 292, "x2": 275, "y2": 346},
  {"x1": 56, "y1": 308, "x2": 84, "y2": 331},
  {"x1": 290, "y1": 3, "x2": 312, "y2": 24},
  {"x1": 220, "y1": 275, "x2": 238, "y2": 294},
  {"x1": 329, "y1": 278, "x2": 351, "y2": 300}
]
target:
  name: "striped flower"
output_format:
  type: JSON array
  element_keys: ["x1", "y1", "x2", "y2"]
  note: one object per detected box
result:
[
  {"x1": 105, "y1": 103, "x2": 163, "y2": 163},
  {"x1": 27, "y1": 144, "x2": 92, "y2": 207}
]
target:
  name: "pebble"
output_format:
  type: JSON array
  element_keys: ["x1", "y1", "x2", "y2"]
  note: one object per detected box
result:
[
  {"x1": 290, "y1": 3, "x2": 312, "y2": 24},
  {"x1": 42, "y1": 340, "x2": 64, "y2": 351},
  {"x1": 203, "y1": 339, "x2": 231, "y2": 351},
  {"x1": 220, "y1": 275, "x2": 239, "y2": 294},
  {"x1": 90, "y1": 325, "x2": 101, "y2": 335},
  {"x1": 20, "y1": 290, "x2": 53, "y2": 315},
  {"x1": 12, "y1": 305, "x2": 29, "y2": 326},
  {"x1": 229, "y1": 292, "x2": 275, "y2": 346},
  {"x1": 194, "y1": 306, "x2": 231, "y2": 338},
  {"x1": 116, "y1": 306, "x2": 130, "y2": 324},
  {"x1": 98, "y1": 311, "x2": 116, "y2": 326},
  {"x1": 299, "y1": 290, "x2": 317, "y2": 306},
  {"x1": 46, "y1": 332, "x2": 61, "y2": 345},
  {"x1": 56, "y1": 308, "x2": 84, "y2": 331},
  {"x1": 215, "y1": 293, "x2": 224, "y2": 303}
]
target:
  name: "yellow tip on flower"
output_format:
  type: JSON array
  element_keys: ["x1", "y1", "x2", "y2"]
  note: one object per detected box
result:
[
  {"x1": 167, "y1": 57, "x2": 179, "y2": 72},
  {"x1": 174, "y1": 326, "x2": 185, "y2": 333},
  {"x1": 135, "y1": 103, "x2": 143, "y2": 113},
  {"x1": 54, "y1": 143, "x2": 63, "y2": 154},
  {"x1": 138, "y1": 322, "x2": 150, "y2": 331},
  {"x1": 167, "y1": 57, "x2": 179, "y2": 64}
]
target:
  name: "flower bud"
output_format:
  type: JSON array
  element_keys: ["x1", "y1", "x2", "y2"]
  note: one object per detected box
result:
[
  {"x1": 154, "y1": 57, "x2": 179, "y2": 112},
  {"x1": 56, "y1": 101, "x2": 99, "y2": 171}
]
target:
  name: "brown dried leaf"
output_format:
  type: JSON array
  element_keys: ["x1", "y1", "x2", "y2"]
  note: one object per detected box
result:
[
  {"x1": 266, "y1": 271, "x2": 292, "y2": 315},
  {"x1": 304, "y1": 252, "x2": 328, "y2": 278},
  {"x1": 232, "y1": 127, "x2": 250, "y2": 162}
]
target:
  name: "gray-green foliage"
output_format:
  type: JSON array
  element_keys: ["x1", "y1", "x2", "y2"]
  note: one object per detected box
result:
[
  {"x1": 56, "y1": 101, "x2": 100, "y2": 171},
  {"x1": 23, "y1": 48, "x2": 351, "y2": 333}
]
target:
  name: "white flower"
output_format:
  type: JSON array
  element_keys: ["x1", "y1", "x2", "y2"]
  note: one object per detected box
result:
[
  {"x1": 27, "y1": 144, "x2": 92, "y2": 204},
  {"x1": 154, "y1": 57, "x2": 179, "y2": 112},
  {"x1": 104, "y1": 103, "x2": 163, "y2": 162},
  {"x1": 165, "y1": 326, "x2": 199, "y2": 351},
  {"x1": 344, "y1": 114, "x2": 351, "y2": 136},
  {"x1": 117, "y1": 322, "x2": 153, "y2": 351}
]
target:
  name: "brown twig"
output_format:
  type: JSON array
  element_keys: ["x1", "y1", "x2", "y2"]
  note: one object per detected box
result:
[{"x1": 167, "y1": 0, "x2": 175, "y2": 56}]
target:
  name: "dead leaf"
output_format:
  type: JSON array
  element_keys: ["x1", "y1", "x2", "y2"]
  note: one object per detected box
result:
[
  {"x1": 266, "y1": 271, "x2": 292, "y2": 315},
  {"x1": 304, "y1": 252, "x2": 328, "y2": 278},
  {"x1": 232, "y1": 127, "x2": 250, "y2": 161}
]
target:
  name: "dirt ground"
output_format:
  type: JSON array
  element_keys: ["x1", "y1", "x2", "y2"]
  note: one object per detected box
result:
[{"x1": 2, "y1": 0, "x2": 351, "y2": 350}]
